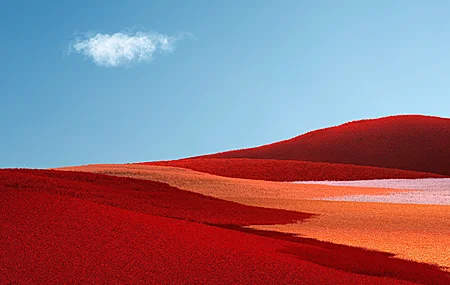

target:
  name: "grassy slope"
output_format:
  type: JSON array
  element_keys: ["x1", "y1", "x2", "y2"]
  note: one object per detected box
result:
[
  {"x1": 61, "y1": 164, "x2": 450, "y2": 271},
  {"x1": 144, "y1": 158, "x2": 445, "y2": 181},
  {"x1": 2, "y1": 169, "x2": 449, "y2": 284}
]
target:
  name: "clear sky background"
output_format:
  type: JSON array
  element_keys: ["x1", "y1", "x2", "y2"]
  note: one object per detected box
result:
[{"x1": 1, "y1": 0, "x2": 450, "y2": 168}]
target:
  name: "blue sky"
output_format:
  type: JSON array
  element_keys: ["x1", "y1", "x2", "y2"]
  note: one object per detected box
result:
[{"x1": 1, "y1": 0, "x2": 450, "y2": 168}]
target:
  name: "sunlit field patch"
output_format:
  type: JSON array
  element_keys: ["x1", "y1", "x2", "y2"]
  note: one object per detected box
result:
[
  {"x1": 295, "y1": 178, "x2": 450, "y2": 205},
  {"x1": 245, "y1": 199, "x2": 450, "y2": 271},
  {"x1": 58, "y1": 164, "x2": 407, "y2": 200}
]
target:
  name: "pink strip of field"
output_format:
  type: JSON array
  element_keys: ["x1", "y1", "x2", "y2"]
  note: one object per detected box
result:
[{"x1": 295, "y1": 178, "x2": 450, "y2": 205}]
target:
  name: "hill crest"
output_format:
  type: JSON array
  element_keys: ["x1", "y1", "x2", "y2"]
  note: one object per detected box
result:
[{"x1": 196, "y1": 115, "x2": 450, "y2": 176}]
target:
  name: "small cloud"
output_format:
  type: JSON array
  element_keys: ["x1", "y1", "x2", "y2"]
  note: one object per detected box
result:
[{"x1": 69, "y1": 30, "x2": 185, "y2": 67}]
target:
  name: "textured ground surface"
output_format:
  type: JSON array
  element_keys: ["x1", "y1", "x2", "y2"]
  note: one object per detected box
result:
[
  {"x1": 244, "y1": 198, "x2": 450, "y2": 271},
  {"x1": 60, "y1": 164, "x2": 450, "y2": 271},
  {"x1": 295, "y1": 178, "x2": 450, "y2": 205},
  {"x1": 297, "y1": 178, "x2": 450, "y2": 190},
  {"x1": 144, "y1": 158, "x2": 445, "y2": 181},
  {"x1": 4, "y1": 169, "x2": 449, "y2": 284},
  {"x1": 59, "y1": 164, "x2": 408, "y2": 200}
]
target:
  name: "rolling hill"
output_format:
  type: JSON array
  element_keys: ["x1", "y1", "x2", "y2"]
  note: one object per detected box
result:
[
  {"x1": 196, "y1": 115, "x2": 450, "y2": 176},
  {"x1": 3, "y1": 169, "x2": 449, "y2": 284},
  {"x1": 145, "y1": 158, "x2": 445, "y2": 181}
]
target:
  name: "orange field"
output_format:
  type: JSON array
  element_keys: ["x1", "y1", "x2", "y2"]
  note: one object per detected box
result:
[
  {"x1": 59, "y1": 164, "x2": 450, "y2": 270},
  {"x1": 58, "y1": 164, "x2": 408, "y2": 199},
  {"x1": 244, "y1": 199, "x2": 450, "y2": 270}
]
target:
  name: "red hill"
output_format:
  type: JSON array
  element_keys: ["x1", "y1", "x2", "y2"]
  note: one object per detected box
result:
[
  {"x1": 198, "y1": 115, "x2": 450, "y2": 176},
  {"x1": 147, "y1": 158, "x2": 445, "y2": 181}
]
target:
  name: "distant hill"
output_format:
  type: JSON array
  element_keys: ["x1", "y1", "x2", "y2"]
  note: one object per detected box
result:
[
  {"x1": 196, "y1": 115, "x2": 450, "y2": 176},
  {"x1": 146, "y1": 158, "x2": 445, "y2": 181}
]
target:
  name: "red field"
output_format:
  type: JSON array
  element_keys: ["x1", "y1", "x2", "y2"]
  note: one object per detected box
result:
[
  {"x1": 145, "y1": 158, "x2": 445, "y2": 181},
  {"x1": 196, "y1": 115, "x2": 450, "y2": 176},
  {"x1": 2, "y1": 169, "x2": 449, "y2": 284},
  {"x1": 0, "y1": 169, "x2": 312, "y2": 226}
]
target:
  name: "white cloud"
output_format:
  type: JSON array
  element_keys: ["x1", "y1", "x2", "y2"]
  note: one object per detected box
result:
[{"x1": 70, "y1": 31, "x2": 182, "y2": 67}]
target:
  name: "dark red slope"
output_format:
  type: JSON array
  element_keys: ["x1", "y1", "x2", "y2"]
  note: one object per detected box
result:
[
  {"x1": 0, "y1": 190, "x2": 421, "y2": 285},
  {"x1": 0, "y1": 169, "x2": 311, "y2": 226},
  {"x1": 146, "y1": 158, "x2": 445, "y2": 181},
  {"x1": 1, "y1": 169, "x2": 449, "y2": 284},
  {"x1": 198, "y1": 115, "x2": 450, "y2": 176}
]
